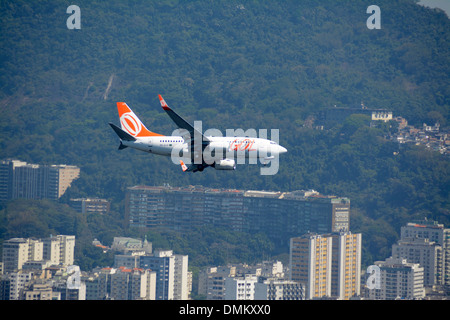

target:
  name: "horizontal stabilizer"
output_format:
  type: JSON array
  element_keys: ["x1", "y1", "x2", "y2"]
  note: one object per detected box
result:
[
  {"x1": 118, "y1": 141, "x2": 128, "y2": 150},
  {"x1": 109, "y1": 123, "x2": 136, "y2": 141}
]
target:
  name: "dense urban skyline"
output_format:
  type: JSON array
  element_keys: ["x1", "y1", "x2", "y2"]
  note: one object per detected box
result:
[{"x1": 0, "y1": 1, "x2": 448, "y2": 311}]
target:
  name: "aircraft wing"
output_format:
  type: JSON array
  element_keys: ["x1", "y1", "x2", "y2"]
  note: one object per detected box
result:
[{"x1": 159, "y1": 95, "x2": 210, "y2": 144}]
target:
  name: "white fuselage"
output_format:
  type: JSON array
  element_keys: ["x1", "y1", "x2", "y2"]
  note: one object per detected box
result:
[{"x1": 122, "y1": 135, "x2": 287, "y2": 162}]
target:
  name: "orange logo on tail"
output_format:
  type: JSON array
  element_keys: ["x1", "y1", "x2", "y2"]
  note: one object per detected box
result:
[
  {"x1": 120, "y1": 112, "x2": 142, "y2": 137},
  {"x1": 116, "y1": 102, "x2": 163, "y2": 137}
]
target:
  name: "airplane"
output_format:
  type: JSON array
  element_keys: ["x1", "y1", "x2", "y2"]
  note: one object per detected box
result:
[{"x1": 109, "y1": 95, "x2": 287, "y2": 172}]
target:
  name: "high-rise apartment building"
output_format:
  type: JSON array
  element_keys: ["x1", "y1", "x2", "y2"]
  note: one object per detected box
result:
[
  {"x1": 199, "y1": 266, "x2": 235, "y2": 300},
  {"x1": 200, "y1": 261, "x2": 304, "y2": 300},
  {"x1": 139, "y1": 250, "x2": 175, "y2": 300},
  {"x1": 368, "y1": 257, "x2": 425, "y2": 300},
  {"x1": 254, "y1": 279, "x2": 304, "y2": 300},
  {"x1": 199, "y1": 262, "x2": 285, "y2": 300},
  {"x1": 290, "y1": 234, "x2": 333, "y2": 299},
  {"x1": 331, "y1": 232, "x2": 362, "y2": 299},
  {"x1": 2, "y1": 271, "x2": 34, "y2": 300},
  {"x1": 225, "y1": 274, "x2": 258, "y2": 300},
  {"x1": 126, "y1": 185, "x2": 350, "y2": 244},
  {"x1": 58, "y1": 235, "x2": 75, "y2": 266},
  {"x1": 289, "y1": 232, "x2": 362, "y2": 300},
  {"x1": 138, "y1": 250, "x2": 189, "y2": 300},
  {"x1": 392, "y1": 237, "x2": 442, "y2": 287},
  {"x1": 0, "y1": 159, "x2": 79, "y2": 202},
  {"x1": 401, "y1": 220, "x2": 450, "y2": 285},
  {"x1": 173, "y1": 254, "x2": 189, "y2": 300},
  {"x1": 42, "y1": 235, "x2": 75, "y2": 266},
  {"x1": 2, "y1": 238, "x2": 43, "y2": 273},
  {"x1": 69, "y1": 198, "x2": 110, "y2": 214},
  {"x1": 21, "y1": 282, "x2": 54, "y2": 300},
  {"x1": 2, "y1": 236, "x2": 75, "y2": 274},
  {"x1": 97, "y1": 267, "x2": 156, "y2": 300}
]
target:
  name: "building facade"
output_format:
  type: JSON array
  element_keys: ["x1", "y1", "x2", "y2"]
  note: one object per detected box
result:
[
  {"x1": 42, "y1": 235, "x2": 75, "y2": 266},
  {"x1": 225, "y1": 274, "x2": 258, "y2": 300},
  {"x1": 368, "y1": 257, "x2": 425, "y2": 300},
  {"x1": 137, "y1": 250, "x2": 189, "y2": 300},
  {"x1": 2, "y1": 238, "x2": 43, "y2": 273},
  {"x1": 69, "y1": 198, "x2": 110, "y2": 214},
  {"x1": 254, "y1": 279, "x2": 304, "y2": 300},
  {"x1": 289, "y1": 232, "x2": 362, "y2": 300},
  {"x1": 126, "y1": 185, "x2": 350, "y2": 244},
  {"x1": 401, "y1": 220, "x2": 450, "y2": 285},
  {"x1": 198, "y1": 266, "x2": 236, "y2": 300},
  {"x1": 290, "y1": 234, "x2": 333, "y2": 299},
  {"x1": 330, "y1": 232, "x2": 362, "y2": 299},
  {"x1": 2, "y1": 235, "x2": 75, "y2": 274},
  {"x1": 392, "y1": 237, "x2": 442, "y2": 287},
  {"x1": 97, "y1": 267, "x2": 156, "y2": 300},
  {"x1": 0, "y1": 159, "x2": 79, "y2": 202}
]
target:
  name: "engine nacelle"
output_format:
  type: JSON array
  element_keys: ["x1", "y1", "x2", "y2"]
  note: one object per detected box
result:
[{"x1": 214, "y1": 159, "x2": 236, "y2": 170}]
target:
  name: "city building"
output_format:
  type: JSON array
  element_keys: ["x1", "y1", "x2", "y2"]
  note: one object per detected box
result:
[
  {"x1": 42, "y1": 235, "x2": 76, "y2": 266},
  {"x1": 290, "y1": 234, "x2": 333, "y2": 299},
  {"x1": 114, "y1": 253, "x2": 141, "y2": 269},
  {"x1": 254, "y1": 279, "x2": 304, "y2": 300},
  {"x1": 53, "y1": 279, "x2": 86, "y2": 300},
  {"x1": 2, "y1": 238, "x2": 43, "y2": 273},
  {"x1": 138, "y1": 250, "x2": 189, "y2": 300},
  {"x1": 330, "y1": 232, "x2": 362, "y2": 299},
  {"x1": 368, "y1": 257, "x2": 425, "y2": 300},
  {"x1": 289, "y1": 232, "x2": 362, "y2": 300},
  {"x1": 198, "y1": 266, "x2": 236, "y2": 300},
  {"x1": 21, "y1": 281, "x2": 54, "y2": 300},
  {"x1": 202, "y1": 261, "x2": 303, "y2": 300},
  {"x1": 225, "y1": 274, "x2": 258, "y2": 300},
  {"x1": 111, "y1": 236, "x2": 152, "y2": 254},
  {"x1": 173, "y1": 254, "x2": 189, "y2": 300},
  {"x1": 401, "y1": 220, "x2": 450, "y2": 285},
  {"x1": 0, "y1": 159, "x2": 79, "y2": 202},
  {"x1": 69, "y1": 198, "x2": 110, "y2": 214},
  {"x1": 83, "y1": 275, "x2": 100, "y2": 300},
  {"x1": 371, "y1": 110, "x2": 393, "y2": 122},
  {"x1": 392, "y1": 237, "x2": 442, "y2": 287},
  {"x1": 2, "y1": 235, "x2": 75, "y2": 274},
  {"x1": 198, "y1": 261, "x2": 287, "y2": 300},
  {"x1": 2, "y1": 271, "x2": 34, "y2": 300},
  {"x1": 97, "y1": 267, "x2": 156, "y2": 300},
  {"x1": 126, "y1": 185, "x2": 350, "y2": 245}
]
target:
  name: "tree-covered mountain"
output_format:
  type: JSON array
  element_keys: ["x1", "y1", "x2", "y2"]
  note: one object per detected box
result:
[{"x1": 0, "y1": 0, "x2": 449, "y2": 265}]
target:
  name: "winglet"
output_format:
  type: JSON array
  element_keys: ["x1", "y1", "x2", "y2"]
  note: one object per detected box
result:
[
  {"x1": 159, "y1": 95, "x2": 170, "y2": 110},
  {"x1": 158, "y1": 94, "x2": 210, "y2": 142},
  {"x1": 180, "y1": 160, "x2": 188, "y2": 172}
]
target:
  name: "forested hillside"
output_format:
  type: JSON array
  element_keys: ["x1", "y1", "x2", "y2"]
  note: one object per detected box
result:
[{"x1": 0, "y1": 0, "x2": 449, "y2": 265}]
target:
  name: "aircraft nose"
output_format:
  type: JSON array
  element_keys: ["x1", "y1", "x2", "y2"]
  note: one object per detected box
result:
[{"x1": 279, "y1": 146, "x2": 287, "y2": 154}]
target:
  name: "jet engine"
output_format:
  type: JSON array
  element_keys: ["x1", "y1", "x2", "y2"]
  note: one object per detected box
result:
[{"x1": 213, "y1": 159, "x2": 236, "y2": 170}]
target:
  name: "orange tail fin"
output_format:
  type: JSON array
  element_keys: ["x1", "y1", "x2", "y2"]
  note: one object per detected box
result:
[{"x1": 117, "y1": 102, "x2": 163, "y2": 137}]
